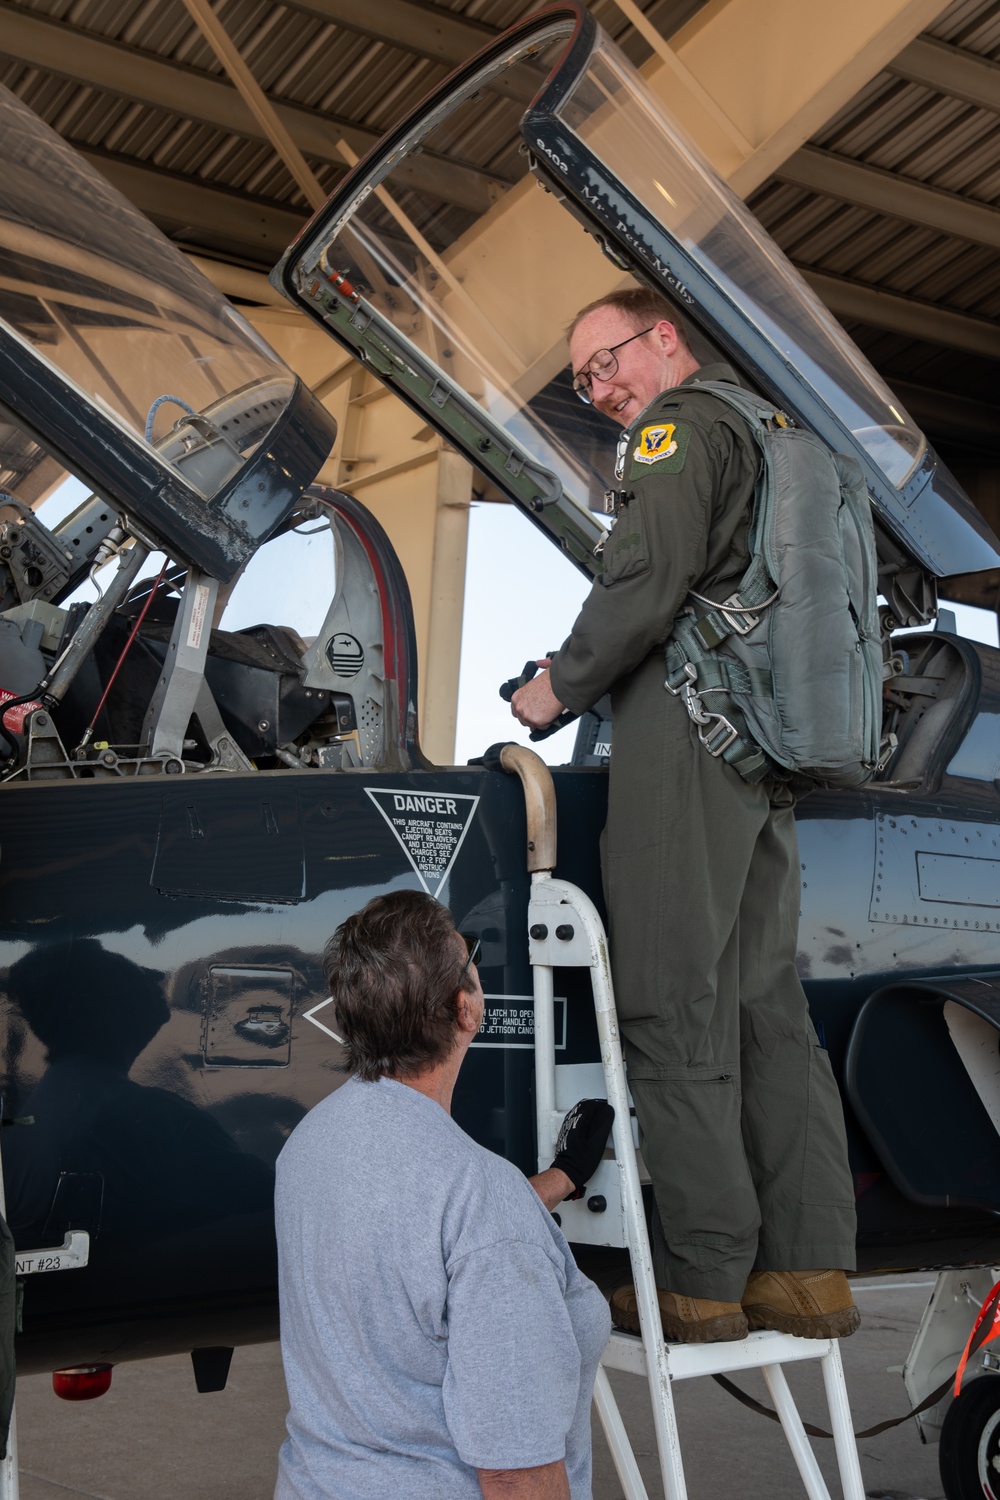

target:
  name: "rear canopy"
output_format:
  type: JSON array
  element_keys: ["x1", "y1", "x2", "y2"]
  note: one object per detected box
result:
[{"x1": 273, "y1": 2, "x2": 1000, "y2": 584}]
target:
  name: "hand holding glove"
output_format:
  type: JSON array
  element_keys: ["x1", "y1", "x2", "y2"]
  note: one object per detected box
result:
[{"x1": 552, "y1": 1098, "x2": 615, "y2": 1201}]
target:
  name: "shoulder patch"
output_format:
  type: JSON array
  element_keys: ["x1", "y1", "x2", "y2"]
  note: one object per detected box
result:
[{"x1": 629, "y1": 421, "x2": 691, "y2": 477}]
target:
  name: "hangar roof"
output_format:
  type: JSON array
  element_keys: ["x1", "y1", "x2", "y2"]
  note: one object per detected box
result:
[
  {"x1": 752, "y1": 0, "x2": 1000, "y2": 474},
  {"x1": 1, "y1": 0, "x2": 998, "y2": 480}
]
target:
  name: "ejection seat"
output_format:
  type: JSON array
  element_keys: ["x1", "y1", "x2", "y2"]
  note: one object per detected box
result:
[
  {"x1": 879, "y1": 633, "x2": 976, "y2": 787},
  {"x1": 41, "y1": 487, "x2": 416, "y2": 777}
]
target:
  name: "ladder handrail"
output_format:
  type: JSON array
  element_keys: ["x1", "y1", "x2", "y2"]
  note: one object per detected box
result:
[{"x1": 498, "y1": 743, "x2": 557, "y2": 873}]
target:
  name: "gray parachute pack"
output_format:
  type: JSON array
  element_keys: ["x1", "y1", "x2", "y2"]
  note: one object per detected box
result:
[{"x1": 664, "y1": 382, "x2": 882, "y2": 789}]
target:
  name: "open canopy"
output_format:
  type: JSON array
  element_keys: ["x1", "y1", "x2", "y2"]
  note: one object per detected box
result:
[
  {"x1": 0, "y1": 85, "x2": 335, "y2": 583},
  {"x1": 274, "y1": 1, "x2": 1000, "y2": 586}
]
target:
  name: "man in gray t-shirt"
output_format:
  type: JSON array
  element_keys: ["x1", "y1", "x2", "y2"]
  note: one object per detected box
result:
[{"x1": 274, "y1": 891, "x2": 612, "y2": 1500}]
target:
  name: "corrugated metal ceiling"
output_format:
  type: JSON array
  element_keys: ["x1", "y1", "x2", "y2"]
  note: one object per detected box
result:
[
  {"x1": 1, "y1": 0, "x2": 999, "y2": 481},
  {"x1": 0, "y1": 0, "x2": 705, "y2": 225},
  {"x1": 749, "y1": 0, "x2": 1000, "y2": 475}
]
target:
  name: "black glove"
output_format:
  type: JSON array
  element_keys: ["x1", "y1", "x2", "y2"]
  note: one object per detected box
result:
[
  {"x1": 466, "y1": 741, "x2": 515, "y2": 770},
  {"x1": 499, "y1": 660, "x2": 541, "y2": 703},
  {"x1": 552, "y1": 1098, "x2": 615, "y2": 1200},
  {"x1": 498, "y1": 659, "x2": 579, "y2": 744}
]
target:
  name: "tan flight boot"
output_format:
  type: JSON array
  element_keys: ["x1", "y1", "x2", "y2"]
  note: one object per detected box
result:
[
  {"x1": 610, "y1": 1285, "x2": 748, "y2": 1344},
  {"x1": 741, "y1": 1270, "x2": 860, "y2": 1339}
]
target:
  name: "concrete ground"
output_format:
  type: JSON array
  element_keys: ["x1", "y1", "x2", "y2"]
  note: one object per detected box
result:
[{"x1": 12, "y1": 1273, "x2": 945, "y2": 1500}]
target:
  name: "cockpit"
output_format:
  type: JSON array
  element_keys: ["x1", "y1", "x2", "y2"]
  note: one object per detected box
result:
[
  {"x1": 0, "y1": 3, "x2": 998, "y2": 792},
  {"x1": 0, "y1": 83, "x2": 415, "y2": 783}
]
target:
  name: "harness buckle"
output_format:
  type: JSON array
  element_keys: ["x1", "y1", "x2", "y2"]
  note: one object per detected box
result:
[
  {"x1": 664, "y1": 661, "x2": 697, "y2": 697},
  {"x1": 665, "y1": 660, "x2": 742, "y2": 757},
  {"x1": 875, "y1": 731, "x2": 898, "y2": 774},
  {"x1": 719, "y1": 594, "x2": 759, "y2": 637},
  {"x1": 697, "y1": 711, "x2": 740, "y2": 757}
]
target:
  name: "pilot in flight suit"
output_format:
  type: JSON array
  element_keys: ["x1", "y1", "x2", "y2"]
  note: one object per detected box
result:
[{"x1": 512, "y1": 287, "x2": 858, "y2": 1344}]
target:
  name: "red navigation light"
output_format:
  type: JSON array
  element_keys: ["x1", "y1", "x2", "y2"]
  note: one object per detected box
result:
[{"x1": 52, "y1": 1365, "x2": 113, "y2": 1401}]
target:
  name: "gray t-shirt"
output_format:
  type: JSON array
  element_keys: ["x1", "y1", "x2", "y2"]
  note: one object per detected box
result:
[{"x1": 274, "y1": 1075, "x2": 610, "y2": 1500}]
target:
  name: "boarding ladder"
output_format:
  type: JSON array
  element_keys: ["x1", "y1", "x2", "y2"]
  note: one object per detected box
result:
[{"x1": 499, "y1": 744, "x2": 865, "y2": 1500}]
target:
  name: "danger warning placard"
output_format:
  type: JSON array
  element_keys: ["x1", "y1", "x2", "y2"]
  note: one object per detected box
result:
[{"x1": 365, "y1": 788, "x2": 480, "y2": 897}]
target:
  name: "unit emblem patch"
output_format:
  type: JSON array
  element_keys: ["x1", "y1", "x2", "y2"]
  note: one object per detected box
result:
[
  {"x1": 629, "y1": 420, "x2": 691, "y2": 478},
  {"x1": 633, "y1": 423, "x2": 677, "y2": 464}
]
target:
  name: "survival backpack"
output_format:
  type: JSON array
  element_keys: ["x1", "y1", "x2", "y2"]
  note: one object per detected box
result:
[{"x1": 664, "y1": 383, "x2": 881, "y2": 788}]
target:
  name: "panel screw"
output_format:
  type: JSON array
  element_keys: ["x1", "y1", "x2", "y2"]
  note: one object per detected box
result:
[
  {"x1": 587, "y1": 1195, "x2": 607, "y2": 1213},
  {"x1": 529, "y1": 924, "x2": 548, "y2": 940},
  {"x1": 555, "y1": 925, "x2": 574, "y2": 941}
]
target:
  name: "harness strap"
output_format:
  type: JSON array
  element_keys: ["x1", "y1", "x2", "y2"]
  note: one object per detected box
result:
[
  {"x1": 690, "y1": 564, "x2": 778, "y2": 652},
  {"x1": 713, "y1": 704, "x2": 772, "y2": 784},
  {"x1": 665, "y1": 632, "x2": 772, "y2": 700},
  {"x1": 713, "y1": 1368, "x2": 956, "y2": 1441},
  {"x1": 661, "y1": 380, "x2": 791, "y2": 787},
  {"x1": 694, "y1": 658, "x2": 773, "y2": 698},
  {"x1": 664, "y1": 638, "x2": 775, "y2": 785}
]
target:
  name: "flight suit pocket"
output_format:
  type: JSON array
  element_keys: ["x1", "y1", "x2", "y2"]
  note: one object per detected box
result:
[
  {"x1": 627, "y1": 1068, "x2": 761, "y2": 1252},
  {"x1": 600, "y1": 502, "x2": 649, "y2": 586},
  {"x1": 801, "y1": 1042, "x2": 855, "y2": 1207}
]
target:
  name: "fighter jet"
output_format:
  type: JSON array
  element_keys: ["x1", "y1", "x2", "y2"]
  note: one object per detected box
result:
[{"x1": 0, "y1": 6, "x2": 999, "y2": 1492}]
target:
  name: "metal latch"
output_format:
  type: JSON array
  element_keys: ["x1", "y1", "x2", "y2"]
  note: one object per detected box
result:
[{"x1": 718, "y1": 593, "x2": 761, "y2": 636}]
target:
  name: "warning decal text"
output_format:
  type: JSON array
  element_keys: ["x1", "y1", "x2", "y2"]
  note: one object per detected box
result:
[
  {"x1": 365, "y1": 787, "x2": 480, "y2": 897},
  {"x1": 472, "y1": 995, "x2": 567, "y2": 1050}
]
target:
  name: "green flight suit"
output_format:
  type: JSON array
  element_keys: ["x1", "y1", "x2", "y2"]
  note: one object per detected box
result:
[{"x1": 548, "y1": 363, "x2": 856, "y2": 1302}]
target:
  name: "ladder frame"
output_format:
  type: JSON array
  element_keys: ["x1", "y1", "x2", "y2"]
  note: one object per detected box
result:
[{"x1": 501, "y1": 745, "x2": 865, "y2": 1500}]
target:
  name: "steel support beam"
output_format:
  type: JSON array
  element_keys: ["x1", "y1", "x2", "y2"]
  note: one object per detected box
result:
[
  {"x1": 776, "y1": 145, "x2": 1000, "y2": 252},
  {"x1": 79, "y1": 151, "x2": 307, "y2": 256},
  {"x1": 889, "y1": 34, "x2": 1000, "y2": 111},
  {"x1": 0, "y1": 5, "x2": 502, "y2": 216},
  {"x1": 289, "y1": 0, "x2": 492, "y2": 67},
  {"x1": 655, "y1": 0, "x2": 951, "y2": 194},
  {"x1": 181, "y1": 0, "x2": 326, "y2": 211},
  {"x1": 185, "y1": 255, "x2": 291, "y2": 308},
  {"x1": 802, "y1": 270, "x2": 1000, "y2": 361}
]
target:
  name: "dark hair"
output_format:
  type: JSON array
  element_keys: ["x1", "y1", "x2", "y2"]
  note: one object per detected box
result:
[
  {"x1": 569, "y1": 285, "x2": 692, "y2": 352},
  {"x1": 322, "y1": 890, "x2": 475, "y2": 1082}
]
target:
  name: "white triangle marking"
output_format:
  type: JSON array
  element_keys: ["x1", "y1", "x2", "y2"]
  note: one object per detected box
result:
[
  {"x1": 365, "y1": 788, "x2": 480, "y2": 898},
  {"x1": 303, "y1": 996, "x2": 343, "y2": 1043}
]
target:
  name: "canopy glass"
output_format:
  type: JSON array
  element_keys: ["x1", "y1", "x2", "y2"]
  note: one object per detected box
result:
[
  {"x1": 276, "y1": 3, "x2": 1000, "y2": 580},
  {"x1": 0, "y1": 85, "x2": 295, "y2": 501},
  {"x1": 551, "y1": 38, "x2": 925, "y2": 489},
  {"x1": 304, "y1": 22, "x2": 613, "y2": 520}
]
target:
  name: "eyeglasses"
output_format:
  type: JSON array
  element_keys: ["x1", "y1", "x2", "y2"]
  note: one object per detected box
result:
[
  {"x1": 459, "y1": 934, "x2": 482, "y2": 980},
  {"x1": 572, "y1": 325, "x2": 656, "y2": 404}
]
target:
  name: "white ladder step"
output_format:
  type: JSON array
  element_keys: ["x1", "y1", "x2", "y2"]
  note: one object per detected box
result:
[
  {"x1": 597, "y1": 1327, "x2": 863, "y2": 1500},
  {"x1": 604, "y1": 1326, "x2": 843, "y2": 1379}
]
